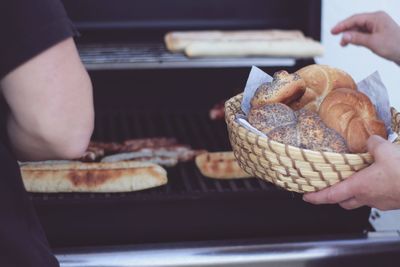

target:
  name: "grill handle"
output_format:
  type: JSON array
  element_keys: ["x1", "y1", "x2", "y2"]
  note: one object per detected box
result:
[{"x1": 56, "y1": 232, "x2": 400, "y2": 267}]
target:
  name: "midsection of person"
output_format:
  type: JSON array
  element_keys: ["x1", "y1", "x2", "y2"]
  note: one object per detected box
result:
[{"x1": 0, "y1": 0, "x2": 94, "y2": 266}]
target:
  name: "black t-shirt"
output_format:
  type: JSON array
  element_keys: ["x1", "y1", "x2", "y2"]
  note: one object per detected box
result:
[
  {"x1": 0, "y1": 1, "x2": 77, "y2": 266},
  {"x1": 0, "y1": 0, "x2": 78, "y2": 79}
]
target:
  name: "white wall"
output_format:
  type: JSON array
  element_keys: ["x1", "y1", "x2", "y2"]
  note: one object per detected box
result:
[{"x1": 318, "y1": 0, "x2": 400, "y2": 109}]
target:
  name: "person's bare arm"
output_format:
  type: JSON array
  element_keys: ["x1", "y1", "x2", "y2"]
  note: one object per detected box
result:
[
  {"x1": 303, "y1": 135, "x2": 400, "y2": 211},
  {"x1": 0, "y1": 38, "x2": 94, "y2": 161},
  {"x1": 331, "y1": 11, "x2": 400, "y2": 64}
]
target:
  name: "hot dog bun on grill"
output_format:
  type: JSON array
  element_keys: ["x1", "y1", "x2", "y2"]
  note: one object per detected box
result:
[
  {"x1": 165, "y1": 30, "x2": 306, "y2": 52},
  {"x1": 195, "y1": 152, "x2": 252, "y2": 179},
  {"x1": 20, "y1": 161, "x2": 167, "y2": 193}
]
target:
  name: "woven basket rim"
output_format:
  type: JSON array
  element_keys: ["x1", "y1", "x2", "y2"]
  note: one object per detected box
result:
[{"x1": 225, "y1": 93, "x2": 377, "y2": 159}]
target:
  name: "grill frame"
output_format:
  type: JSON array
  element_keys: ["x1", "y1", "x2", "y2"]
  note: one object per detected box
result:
[
  {"x1": 27, "y1": 0, "x2": 372, "y2": 251},
  {"x1": 62, "y1": 0, "x2": 321, "y2": 42}
]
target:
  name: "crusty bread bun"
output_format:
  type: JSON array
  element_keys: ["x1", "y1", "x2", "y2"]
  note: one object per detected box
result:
[
  {"x1": 290, "y1": 64, "x2": 357, "y2": 111},
  {"x1": 249, "y1": 103, "x2": 348, "y2": 153},
  {"x1": 195, "y1": 152, "x2": 252, "y2": 179},
  {"x1": 20, "y1": 161, "x2": 168, "y2": 193},
  {"x1": 295, "y1": 109, "x2": 348, "y2": 153},
  {"x1": 265, "y1": 108, "x2": 348, "y2": 153},
  {"x1": 319, "y1": 88, "x2": 387, "y2": 153},
  {"x1": 248, "y1": 103, "x2": 296, "y2": 133},
  {"x1": 251, "y1": 71, "x2": 306, "y2": 109},
  {"x1": 184, "y1": 39, "x2": 324, "y2": 58},
  {"x1": 165, "y1": 30, "x2": 306, "y2": 52}
]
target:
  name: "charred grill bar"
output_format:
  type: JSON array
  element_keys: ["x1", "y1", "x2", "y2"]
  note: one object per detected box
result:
[{"x1": 30, "y1": 0, "x2": 400, "y2": 265}]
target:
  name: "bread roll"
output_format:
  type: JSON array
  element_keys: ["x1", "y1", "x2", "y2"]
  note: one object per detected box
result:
[
  {"x1": 20, "y1": 161, "x2": 168, "y2": 193},
  {"x1": 195, "y1": 152, "x2": 252, "y2": 179},
  {"x1": 265, "y1": 109, "x2": 348, "y2": 153},
  {"x1": 319, "y1": 88, "x2": 387, "y2": 153},
  {"x1": 184, "y1": 39, "x2": 324, "y2": 58},
  {"x1": 296, "y1": 109, "x2": 348, "y2": 153},
  {"x1": 165, "y1": 30, "x2": 305, "y2": 52},
  {"x1": 251, "y1": 71, "x2": 306, "y2": 108},
  {"x1": 249, "y1": 103, "x2": 348, "y2": 153},
  {"x1": 290, "y1": 64, "x2": 357, "y2": 111},
  {"x1": 248, "y1": 103, "x2": 297, "y2": 133},
  {"x1": 267, "y1": 123, "x2": 300, "y2": 148}
]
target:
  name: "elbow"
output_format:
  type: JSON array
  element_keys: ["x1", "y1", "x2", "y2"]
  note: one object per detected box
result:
[
  {"x1": 12, "y1": 117, "x2": 94, "y2": 161},
  {"x1": 55, "y1": 121, "x2": 94, "y2": 159},
  {"x1": 7, "y1": 111, "x2": 94, "y2": 161},
  {"x1": 44, "y1": 73, "x2": 95, "y2": 159},
  {"x1": 41, "y1": 114, "x2": 94, "y2": 160},
  {"x1": 38, "y1": 109, "x2": 95, "y2": 160},
  {"x1": 56, "y1": 113, "x2": 94, "y2": 159}
]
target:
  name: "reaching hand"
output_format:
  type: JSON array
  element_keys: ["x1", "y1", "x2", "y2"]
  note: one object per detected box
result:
[
  {"x1": 303, "y1": 135, "x2": 400, "y2": 211},
  {"x1": 332, "y1": 11, "x2": 400, "y2": 64}
]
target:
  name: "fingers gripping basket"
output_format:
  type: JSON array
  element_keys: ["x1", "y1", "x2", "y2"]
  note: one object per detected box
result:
[{"x1": 225, "y1": 93, "x2": 400, "y2": 193}]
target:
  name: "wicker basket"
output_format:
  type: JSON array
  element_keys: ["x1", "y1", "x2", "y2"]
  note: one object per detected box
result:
[{"x1": 225, "y1": 93, "x2": 400, "y2": 193}]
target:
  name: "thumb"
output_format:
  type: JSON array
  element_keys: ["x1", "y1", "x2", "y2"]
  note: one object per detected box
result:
[
  {"x1": 341, "y1": 31, "x2": 371, "y2": 48},
  {"x1": 367, "y1": 135, "x2": 387, "y2": 156}
]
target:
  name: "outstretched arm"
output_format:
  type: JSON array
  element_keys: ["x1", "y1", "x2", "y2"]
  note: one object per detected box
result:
[
  {"x1": 332, "y1": 11, "x2": 400, "y2": 64},
  {"x1": 0, "y1": 38, "x2": 94, "y2": 161}
]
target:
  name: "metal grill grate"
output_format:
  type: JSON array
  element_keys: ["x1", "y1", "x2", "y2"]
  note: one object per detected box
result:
[
  {"x1": 29, "y1": 110, "x2": 282, "y2": 202},
  {"x1": 78, "y1": 43, "x2": 296, "y2": 70},
  {"x1": 28, "y1": 113, "x2": 370, "y2": 249}
]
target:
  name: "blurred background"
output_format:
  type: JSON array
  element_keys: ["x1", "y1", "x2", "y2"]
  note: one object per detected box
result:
[
  {"x1": 319, "y1": 0, "x2": 400, "y2": 109},
  {"x1": 321, "y1": 0, "x2": 400, "y2": 232}
]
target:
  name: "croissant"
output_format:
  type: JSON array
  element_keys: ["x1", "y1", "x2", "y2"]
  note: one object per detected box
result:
[
  {"x1": 319, "y1": 88, "x2": 387, "y2": 153},
  {"x1": 248, "y1": 104, "x2": 349, "y2": 153},
  {"x1": 290, "y1": 64, "x2": 357, "y2": 111},
  {"x1": 251, "y1": 71, "x2": 306, "y2": 109}
]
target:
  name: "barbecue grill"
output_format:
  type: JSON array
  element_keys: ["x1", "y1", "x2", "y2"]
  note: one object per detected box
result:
[{"x1": 30, "y1": 0, "x2": 400, "y2": 265}]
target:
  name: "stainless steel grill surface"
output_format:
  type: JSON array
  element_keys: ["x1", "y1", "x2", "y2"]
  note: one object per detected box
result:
[
  {"x1": 78, "y1": 43, "x2": 296, "y2": 70},
  {"x1": 29, "y1": 111, "x2": 278, "y2": 202},
  {"x1": 30, "y1": 110, "x2": 370, "y2": 248}
]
